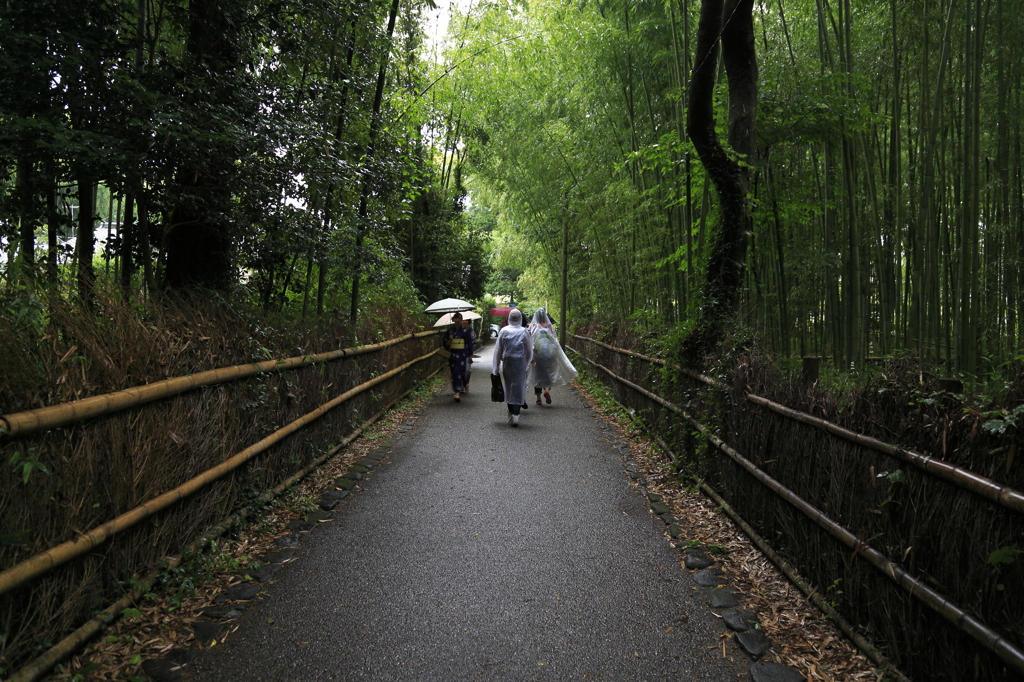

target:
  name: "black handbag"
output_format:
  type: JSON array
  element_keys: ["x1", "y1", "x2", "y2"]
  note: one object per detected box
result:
[{"x1": 490, "y1": 374, "x2": 505, "y2": 402}]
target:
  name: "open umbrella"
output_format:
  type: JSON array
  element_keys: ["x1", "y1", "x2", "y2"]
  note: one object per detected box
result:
[
  {"x1": 488, "y1": 306, "x2": 516, "y2": 317},
  {"x1": 433, "y1": 311, "x2": 482, "y2": 326},
  {"x1": 424, "y1": 298, "x2": 475, "y2": 314}
]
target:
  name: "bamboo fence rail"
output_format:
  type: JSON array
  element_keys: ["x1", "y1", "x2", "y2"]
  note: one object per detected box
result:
[
  {"x1": 571, "y1": 334, "x2": 1024, "y2": 515},
  {"x1": 649, "y1": 431, "x2": 909, "y2": 682},
  {"x1": 0, "y1": 330, "x2": 441, "y2": 439},
  {"x1": 0, "y1": 347, "x2": 441, "y2": 596},
  {"x1": 569, "y1": 348, "x2": 1024, "y2": 675},
  {"x1": 6, "y1": 366, "x2": 442, "y2": 682}
]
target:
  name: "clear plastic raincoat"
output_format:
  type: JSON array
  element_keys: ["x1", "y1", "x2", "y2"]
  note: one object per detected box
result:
[
  {"x1": 491, "y1": 309, "x2": 534, "y2": 406},
  {"x1": 528, "y1": 308, "x2": 577, "y2": 387}
]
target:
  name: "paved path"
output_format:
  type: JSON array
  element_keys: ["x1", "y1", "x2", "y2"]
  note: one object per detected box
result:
[{"x1": 189, "y1": 344, "x2": 747, "y2": 681}]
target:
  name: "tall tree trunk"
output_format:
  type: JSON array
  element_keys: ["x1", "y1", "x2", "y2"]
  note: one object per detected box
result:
[
  {"x1": 684, "y1": 0, "x2": 758, "y2": 361},
  {"x1": 45, "y1": 163, "x2": 59, "y2": 285},
  {"x1": 165, "y1": 0, "x2": 239, "y2": 290},
  {"x1": 16, "y1": 157, "x2": 36, "y2": 281},
  {"x1": 350, "y1": 0, "x2": 402, "y2": 327},
  {"x1": 120, "y1": 193, "x2": 136, "y2": 291},
  {"x1": 75, "y1": 176, "x2": 96, "y2": 305}
]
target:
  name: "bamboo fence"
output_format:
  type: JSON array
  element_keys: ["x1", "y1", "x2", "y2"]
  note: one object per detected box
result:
[
  {"x1": 0, "y1": 330, "x2": 440, "y2": 439},
  {"x1": 572, "y1": 334, "x2": 1024, "y2": 514},
  {"x1": 569, "y1": 334, "x2": 1024, "y2": 679},
  {"x1": 0, "y1": 328, "x2": 444, "y2": 675},
  {"x1": 6, "y1": 365, "x2": 442, "y2": 682},
  {"x1": 0, "y1": 346, "x2": 439, "y2": 596}
]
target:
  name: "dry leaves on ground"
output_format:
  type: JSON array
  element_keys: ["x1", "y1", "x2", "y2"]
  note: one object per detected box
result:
[
  {"x1": 48, "y1": 378, "x2": 445, "y2": 681},
  {"x1": 578, "y1": 385, "x2": 887, "y2": 682}
]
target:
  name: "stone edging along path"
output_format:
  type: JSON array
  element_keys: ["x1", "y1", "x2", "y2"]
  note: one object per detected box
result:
[
  {"x1": 138, "y1": 394, "x2": 808, "y2": 682},
  {"x1": 134, "y1": 404, "x2": 429, "y2": 682},
  {"x1": 590, "y1": 405, "x2": 807, "y2": 682}
]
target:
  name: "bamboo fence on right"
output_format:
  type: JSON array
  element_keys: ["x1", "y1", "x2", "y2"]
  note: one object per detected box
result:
[{"x1": 571, "y1": 331, "x2": 1024, "y2": 682}]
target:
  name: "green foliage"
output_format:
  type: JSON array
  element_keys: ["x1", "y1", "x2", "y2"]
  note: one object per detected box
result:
[
  {"x1": 987, "y1": 544, "x2": 1022, "y2": 566},
  {"x1": 8, "y1": 448, "x2": 49, "y2": 484},
  {"x1": 981, "y1": 405, "x2": 1024, "y2": 436}
]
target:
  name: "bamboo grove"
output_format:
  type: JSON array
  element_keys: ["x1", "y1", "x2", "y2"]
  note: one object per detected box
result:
[
  {"x1": 0, "y1": 0, "x2": 491, "y2": 322},
  {"x1": 438, "y1": 0, "x2": 1024, "y2": 374}
]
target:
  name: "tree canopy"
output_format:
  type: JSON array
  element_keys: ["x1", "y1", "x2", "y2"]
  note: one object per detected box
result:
[
  {"x1": 435, "y1": 0, "x2": 1022, "y2": 374},
  {"x1": 2, "y1": 0, "x2": 1022, "y2": 372}
]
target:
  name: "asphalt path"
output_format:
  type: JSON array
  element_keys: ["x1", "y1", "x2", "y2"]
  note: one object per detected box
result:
[{"x1": 189, "y1": 343, "x2": 746, "y2": 681}]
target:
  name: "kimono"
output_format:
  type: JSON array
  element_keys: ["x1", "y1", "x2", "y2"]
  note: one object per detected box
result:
[{"x1": 443, "y1": 325, "x2": 475, "y2": 392}]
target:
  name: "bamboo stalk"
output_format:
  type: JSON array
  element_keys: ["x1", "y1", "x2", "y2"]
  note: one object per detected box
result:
[
  {"x1": 573, "y1": 351, "x2": 1024, "y2": 674},
  {"x1": 5, "y1": 365, "x2": 442, "y2": 682},
  {"x1": 0, "y1": 330, "x2": 442, "y2": 439},
  {"x1": 0, "y1": 349, "x2": 442, "y2": 596},
  {"x1": 571, "y1": 334, "x2": 1024, "y2": 515}
]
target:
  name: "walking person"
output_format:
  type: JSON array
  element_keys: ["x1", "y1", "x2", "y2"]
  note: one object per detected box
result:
[
  {"x1": 491, "y1": 308, "x2": 534, "y2": 426},
  {"x1": 442, "y1": 312, "x2": 474, "y2": 402},
  {"x1": 460, "y1": 316, "x2": 477, "y2": 392},
  {"x1": 529, "y1": 307, "x2": 577, "y2": 405}
]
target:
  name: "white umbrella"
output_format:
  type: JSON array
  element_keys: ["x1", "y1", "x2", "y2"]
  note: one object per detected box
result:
[
  {"x1": 423, "y1": 298, "x2": 475, "y2": 314},
  {"x1": 433, "y1": 311, "x2": 482, "y2": 326}
]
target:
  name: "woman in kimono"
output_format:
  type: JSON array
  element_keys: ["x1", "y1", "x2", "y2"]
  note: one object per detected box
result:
[
  {"x1": 459, "y1": 316, "x2": 477, "y2": 391},
  {"x1": 491, "y1": 308, "x2": 534, "y2": 426},
  {"x1": 442, "y1": 312, "x2": 475, "y2": 401},
  {"x1": 529, "y1": 308, "x2": 577, "y2": 404}
]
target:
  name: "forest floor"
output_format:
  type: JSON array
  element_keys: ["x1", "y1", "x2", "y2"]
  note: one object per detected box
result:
[{"x1": 50, "y1": 374, "x2": 892, "y2": 682}]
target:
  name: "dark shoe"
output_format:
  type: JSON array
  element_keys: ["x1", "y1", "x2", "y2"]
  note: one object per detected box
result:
[
  {"x1": 521, "y1": 402, "x2": 528, "y2": 410},
  {"x1": 454, "y1": 393, "x2": 461, "y2": 402},
  {"x1": 544, "y1": 390, "x2": 551, "y2": 404},
  {"x1": 536, "y1": 398, "x2": 542, "y2": 405}
]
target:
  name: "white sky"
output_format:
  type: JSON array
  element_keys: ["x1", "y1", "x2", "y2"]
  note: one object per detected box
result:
[{"x1": 422, "y1": 0, "x2": 476, "y2": 55}]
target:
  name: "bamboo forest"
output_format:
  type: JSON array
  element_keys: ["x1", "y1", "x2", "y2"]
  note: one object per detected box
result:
[
  {"x1": 2, "y1": 0, "x2": 1024, "y2": 680},
  {"x1": 2, "y1": 0, "x2": 1022, "y2": 373}
]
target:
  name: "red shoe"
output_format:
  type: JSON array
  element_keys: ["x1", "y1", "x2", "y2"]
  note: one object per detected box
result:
[
  {"x1": 544, "y1": 390, "x2": 551, "y2": 404},
  {"x1": 536, "y1": 398, "x2": 542, "y2": 405}
]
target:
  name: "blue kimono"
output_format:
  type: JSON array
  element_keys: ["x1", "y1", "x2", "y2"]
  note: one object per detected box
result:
[{"x1": 443, "y1": 325, "x2": 475, "y2": 392}]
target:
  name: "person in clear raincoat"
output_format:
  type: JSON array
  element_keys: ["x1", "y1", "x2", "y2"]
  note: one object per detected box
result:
[
  {"x1": 491, "y1": 308, "x2": 534, "y2": 426},
  {"x1": 529, "y1": 307, "x2": 577, "y2": 404}
]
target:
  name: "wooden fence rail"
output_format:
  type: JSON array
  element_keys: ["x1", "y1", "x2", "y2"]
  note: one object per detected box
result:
[
  {"x1": 0, "y1": 330, "x2": 441, "y2": 439},
  {"x1": 569, "y1": 339, "x2": 1024, "y2": 677},
  {"x1": 572, "y1": 334, "x2": 1024, "y2": 515},
  {"x1": 0, "y1": 346, "x2": 440, "y2": 596}
]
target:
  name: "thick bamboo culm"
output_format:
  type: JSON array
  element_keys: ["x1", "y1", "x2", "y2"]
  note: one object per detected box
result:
[
  {"x1": 6, "y1": 366, "x2": 442, "y2": 682},
  {"x1": 571, "y1": 351, "x2": 1024, "y2": 675},
  {"x1": 649, "y1": 432, "x2": 910, "y2": 682},
  {"x1": 571, "y1": 334, "x2": 1024, "y2": 515},
  {"x1": 0, "y1": 348, "x2": 441, "y2": 597},
  {"x1": 0, "y1": 330, "x2": 442, "y2": 439}
]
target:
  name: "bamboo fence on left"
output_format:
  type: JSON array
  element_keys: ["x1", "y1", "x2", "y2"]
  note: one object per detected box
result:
[
  {"x1": 0, "y1": 330, "x2": 443, "y2": 595},
  {"x1": 0, "y1": 329, "x2": 441, "y2": 438}
]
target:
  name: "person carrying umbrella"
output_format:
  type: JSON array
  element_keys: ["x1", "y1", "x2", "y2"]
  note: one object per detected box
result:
[
  {"x1": 491, "y1": 308, "x2": 534, "y2": 426},
  {"x1": 442, "y1": 312, "x2": 475, "y2": 402}
]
